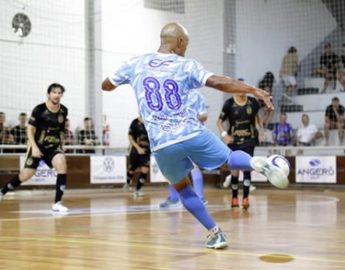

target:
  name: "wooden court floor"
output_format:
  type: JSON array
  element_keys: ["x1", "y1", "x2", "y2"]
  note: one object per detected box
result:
[{"x1": 0, "y1": 186, "x2": 345, "y2": 270}]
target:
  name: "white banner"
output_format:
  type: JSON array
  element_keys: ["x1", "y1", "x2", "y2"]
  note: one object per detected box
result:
[
  {"x1": 20, "y1": 156, "x2": 57, "y2": 185},
  {"x1": 239, "y1": 170, "x2": 268, "y2": 182},
  {"x1": 295, "y1": 156, "x2": 336, "y2": 183},
  {"x1": 90, "y1": 156, "x2": 126, "y2": 184},
  {"x1": 150, "y1": 155, "x2": 169, "y2": 183}
]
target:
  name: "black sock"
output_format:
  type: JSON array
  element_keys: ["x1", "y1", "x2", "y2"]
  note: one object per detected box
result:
[
  {"x1": 243, "y1": 171, "x2": 251, "y2": 198},
  {"x1": 1, "y1": 175, "x2": 22, "y2": 195},
  {"x1": 55, "y1": 174, "x2": 67, "y2": 203},
  {"x1": 136, "y1": 173, "x2": 146, "y2": 191},
  {"x1": 231, "y1": 175, "x2": 239, "y2": 198},
  {"x1": 127, "y1": 171, "x2": 134, "y2": 184}
]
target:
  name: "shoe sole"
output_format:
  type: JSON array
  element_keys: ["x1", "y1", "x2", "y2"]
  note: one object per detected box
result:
[{"x1": 207, "y1": 242, "x2": 228, "y2": 249}]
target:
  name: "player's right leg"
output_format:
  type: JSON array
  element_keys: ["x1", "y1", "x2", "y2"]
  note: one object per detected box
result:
[
  {"x1": 0, "y1": 146, "x2": 39, "y2": 200},
  {"x1": 230, "y1": 170, "x2": 239, "y2": 208}
]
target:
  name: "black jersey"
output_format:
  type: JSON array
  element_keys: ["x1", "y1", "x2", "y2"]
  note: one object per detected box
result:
[
  {"x1": 128, "y1": 118, "x2": 150, "y2": 154},
  {"x1": 219, "y1": 96, "x2": 260, "y2": 146},
  {"x1": 28, "y1": 103, "x2": 68, "y2": 149}
]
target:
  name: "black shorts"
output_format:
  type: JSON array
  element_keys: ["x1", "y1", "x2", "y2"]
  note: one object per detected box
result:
[
  {"x1": 128, "y1": 151, "x2": 150, "y2": 171},
  {"x1": 24, "y1": 146, "x2": 63, "y2": 169},
  {"x1": 228, "y1": 143, "x2": 255, "y2": 156}
]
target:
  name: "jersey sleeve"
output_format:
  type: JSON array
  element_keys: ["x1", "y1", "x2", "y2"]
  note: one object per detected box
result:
[
  {"x1": 108, "y1": 57, "x2": 137, "y2": 86},
  {"x1": 187, "y1": 60, "x2": 213, "y2": 89},
  {"x1": 28, "y1": 106, "x2": 41, "y2": 127}
]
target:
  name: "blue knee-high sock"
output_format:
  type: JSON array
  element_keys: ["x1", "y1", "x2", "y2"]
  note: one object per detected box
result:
[
  {"x1": 227, "y1": 150, "x2": 253, "y2": 171},
  {"x1": 178, "y1": 185, "x2": 216, "y2": 230},
  {"x1": 191, "y1": 168, "x2": 204, "y2": 200},
  {"x1": 168, "y1": 184, "x2": 179, "y2": 201}
]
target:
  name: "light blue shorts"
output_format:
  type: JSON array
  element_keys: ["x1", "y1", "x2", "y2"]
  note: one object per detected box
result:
[{"x1": 153, "y1": 130, "x2": 231, "y2": 184}]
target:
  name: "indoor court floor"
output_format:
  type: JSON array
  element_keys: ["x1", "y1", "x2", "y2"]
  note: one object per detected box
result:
[{"x1": 0, "y1": 186, "x2": 344, "y2": 269}]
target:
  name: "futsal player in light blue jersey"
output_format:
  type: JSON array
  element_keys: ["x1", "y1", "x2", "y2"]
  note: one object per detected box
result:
[
  {"x1": 160, "y1": 90, "x2": 208, "y2": 208},
  {"x1": 102, "y1": 22, "x2": 287, "y2": 249}
]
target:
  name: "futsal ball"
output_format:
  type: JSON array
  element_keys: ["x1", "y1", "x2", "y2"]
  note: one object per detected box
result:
[{"x1": 266, "y1": 155, "x2": 290, "y2": 189}]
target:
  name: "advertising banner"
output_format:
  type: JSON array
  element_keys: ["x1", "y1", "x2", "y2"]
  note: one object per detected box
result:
[
  {"x1": 20, "y1": 156, "x2": 57, "y2": 185},
  {"x1": 90, "y1": 156, "x2": 126, "y2": 184},
  {"x1": 295, "y1": 156, "x2": 336, "y2": 183}
]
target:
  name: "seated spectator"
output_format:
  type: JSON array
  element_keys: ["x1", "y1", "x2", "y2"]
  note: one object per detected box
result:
[
  {"x1": 64, "y1": 118, "x2": 74, "y2": 153},
  {"x1": 324, "y1": 96, "x2": 344, "y2": 145},
  {"x1": 10, "y1": 112, "x2": 28, "y2": 153},
  {"x1": 280, "y1": 46, "x2": 299, "y2": 96},
  {"x1": 0, "y1": 112, "x2": 14, "y2": 145},
  {"x1": 258, "y1": 71, "x2": 275, "y2": 96},
  {"x1": 272, "y1": 113, "x2": 294, "y2": 146},
  {"x1": 77, "y1": 117, "x2": 100, "y2": 153},
  {"x1": 296, "y1": 114, "x2": 322, "y2": 146},
  {"x1": 314, "y1": 43, "x2": 340, "y2": 93},
  {"x1": 336, "y1": 43, "x2": 345, "y2": 91}
]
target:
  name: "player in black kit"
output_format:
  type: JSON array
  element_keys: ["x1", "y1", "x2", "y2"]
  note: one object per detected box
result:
[
  {"x1": 0, "y1": 83, "x2": 69, "y2": 212},
  {"x1": 217, "y1": 91, "x2": 262, "y2": 210},
  {"x1": 124, "y1": 116, "x2": 151, "y2": 197}
]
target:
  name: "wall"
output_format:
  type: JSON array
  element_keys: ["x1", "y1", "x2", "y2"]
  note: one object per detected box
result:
[
  {"x1": 101, "y1": 0, "x2": 224, "y2": 147},
  {"x1": 0, "y1": 0, "x2": 86, "y2": 130}
]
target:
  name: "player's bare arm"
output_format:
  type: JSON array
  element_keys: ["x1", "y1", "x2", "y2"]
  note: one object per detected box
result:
[
  {"x1": 206, "y1": 75, "x2": 273, "y2": 109},
  {"x1": 102, "y1": 78, "x2": 117, "y2": 91}
]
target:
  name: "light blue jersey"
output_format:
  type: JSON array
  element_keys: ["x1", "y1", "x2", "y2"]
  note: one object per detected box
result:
[
  {"x1": 189, "y1": 90, "x2": 207, "y2": 120},
  {"x1": 109, "y1": 52, "x2": 213, "y2": 151}
]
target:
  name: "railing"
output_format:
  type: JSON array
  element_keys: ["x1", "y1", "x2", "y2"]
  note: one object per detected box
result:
[{"x1": 0, "y1": 145, "x2": 344, "y2": 157}]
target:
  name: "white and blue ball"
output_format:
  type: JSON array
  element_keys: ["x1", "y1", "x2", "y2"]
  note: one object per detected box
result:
[{"x1": 267, "y1": 154, "x2": 290, "y2": 177}]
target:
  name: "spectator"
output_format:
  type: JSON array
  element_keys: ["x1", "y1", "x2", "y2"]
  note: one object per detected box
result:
[
  {"x1": 280, "y1": 46, "x2": 299, "y2": 96},
  {"x1": 336, "y1": 43, "x2": 345, "y2": 91},
  {"x1": 11, "y1": 112, "x2": 28, "y2": 144},
  {"x1": 10, "y1": 112, "x2": 28, "y2": 153},
  {"x1": 258, "y1": 71, "x2": 275, "y2": 96},
  {"x1": 64, "y1": 118, "x2": 74, "y2": 153},
  {"x1": 77, "y1": 117, "x2": 100, "y2": 153},
  {"x1": 296, "y1": 114, "x2": 322, "y2": 146},
  {"x1": 315, "y1": 43, "x2": 340, "y2": 93},
  {"x1": 272, "y1": 113, "x2": 294, "y2": 146},
  {"x1": 324, "y1": 96, "x2": 345, "y2": 145},
  {"x1": 0, "y1": 112, "x2": 14, "y2": 145}
]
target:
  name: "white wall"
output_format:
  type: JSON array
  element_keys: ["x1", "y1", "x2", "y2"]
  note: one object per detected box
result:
[
  {"x1": 0, "y1": 0, "x2": 86, "y2": 130},
  {"x1": 101, "y1": 0, "x2": 224, "y2": 147},
  {"x1": 235, "y1": 0, "x2": 337, "y2": 86}
]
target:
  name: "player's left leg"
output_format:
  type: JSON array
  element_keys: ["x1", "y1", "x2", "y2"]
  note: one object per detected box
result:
[
  {"x1": 50, "y1": 152, "x2": 68, "y2": 212},
  {"x1": 174, "y1": 177, "x2": 227, "y2": 249},
  {"x1": 159, "y1": 185, "x2": 181, "y2": 209},
  {"x1": 191, "y1": 166, "x2": 207, "y2": 205},
  {"x1": 242, "y1": 170, "x2": 251, "y2": 210},
  {"x1": 133, "y1": 165, "x2": 149, "y2": 197}
]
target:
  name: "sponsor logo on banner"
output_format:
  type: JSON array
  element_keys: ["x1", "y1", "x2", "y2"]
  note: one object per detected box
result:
[
  {"x1": 150, "y1": 156, "x2": 168, "y2": 183},
  {"x1": 20, "y1": 156, "x2": 57, "y2": 185},
  {"x1": 90, "y1": 156, "x2": 126, "y2": 183},
  {"x1": 296, "y1": 156, "x2": 336, "y2": 183}
]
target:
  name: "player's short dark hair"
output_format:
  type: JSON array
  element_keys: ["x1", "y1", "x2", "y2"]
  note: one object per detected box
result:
[
  {"x1": 19, "y1": 112, "x2": 27, "y2": 117},
  {"x1": 0, "y1": 112, "x2": 4, "y2": 115},
  {"x1": 332, "y1": 96, "x2": 339, "y2": 101},
  {"x1": 84, "y1": 117, "x2": 92, "y2": 121},
  {"x1": 47, "y1": 83, "x2": 65, "y2": 94}
]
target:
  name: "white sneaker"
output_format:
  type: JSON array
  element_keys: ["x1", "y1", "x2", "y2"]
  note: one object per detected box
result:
[
  {"x1": 133, "y1": 190, "x2": 144, "y2": 197},
  {"x1": 52, "y1": 201, "x2": 69, "y2": 212},
  {"x1": 0, "y1": 192, "x2": 4, "y2": 201},
  {"x1": 223, "y1": 175, "x2": 231, "y2": 188},
  {"x1": 251, "y1": 157, "x2": 289, "y2": 189},
  {"x1": 250, "y1": 185, "x2": 256, "y2": 192}
]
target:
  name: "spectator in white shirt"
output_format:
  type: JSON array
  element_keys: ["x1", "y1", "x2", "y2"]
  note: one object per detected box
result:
[{"x1": 297, "y1": 114, "x2": 322, "y2": 146}]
